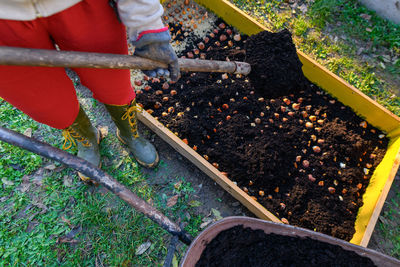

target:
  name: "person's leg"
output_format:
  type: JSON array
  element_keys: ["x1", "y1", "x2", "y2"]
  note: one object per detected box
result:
[
  {"x1": 0, "y1": 18, "x2": 101, "y2": 181},
  {"x1": 0, "y1": 19, "x2": 79, "y2": 129},
  {"x1": 45, "y1": 0, "x2": 159, "y2": 168},
  {"x1": 46, "y1": 0, "x2": 135, "y2": 105}
]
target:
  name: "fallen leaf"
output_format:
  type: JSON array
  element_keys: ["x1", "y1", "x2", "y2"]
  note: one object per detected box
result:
[
  {"x1": 174, "y1": 181, "x2": 182, "y2": 190},
  {"x1": 23, "y1": 128, "x2": 32, "y2": 137},
  {"x1": 63, "y1": 175, "x2": 74, "y2": 187},
  {"x1": 135, "y1": 241, "x2": 152, "y2": 255},
  {"x1": 0, "y1": 196, "x2": 9, "y2": 202},
  {"x1": 298, "y1": 4, "x2": 307, "y2": 13},
  {"x1": 18, "y1": 183, "x2": 30, "y2": 193},
  {"x1": 61, "y1": 216, "x2": 72, "y2": 227},
  {"x1": 98, "y1": 126, "x2": 109, "y2": 138},
  {"x1": 1, "y1": 177, "x2": 14, "y2": 186},
  {"x1": 200, "y1": 219, "x2": 213, "y2": 229},
  {"x1": 57, "y1": 236, "x2": 79, "y2": 244},
  {"x1": 188, "y1": 200, "x2": 202, "y2": 207},
  {"x1": 359, "y1": 13, "x2": 371, "y2": 20},
  {"x1": 121, "y1": 149, "x2": 129, "y2": 157},
  {"x1": 44, "y1": 164, "x2": 56, "y2": 170},
  {"x1": 211, "y1": 208, "x2": 223, "y2": 220},
  {"x1": 114, "y1": 159, "x2": 124, "y2": 169},
  {"x1": 167, "y1": 195, "x2": 179, "y2": 207},
  {"x1": 172, "y1": 254, "x2": 178, "y2": 267},
  {"x1": 32, "y1": 196, "x2": 48, "y2": 214},
  {"x1": 381, "y1": 55, "x2": 391, "y2": 63},
  {"x1": 17, "y1": 175, "x2": 31, "y2": 193}
]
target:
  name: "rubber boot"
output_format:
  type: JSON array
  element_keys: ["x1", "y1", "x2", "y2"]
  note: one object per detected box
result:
[
  {"x1": 104, "y1": 100, "x2": 159, "y2": 168},
  {"x1": 62, "y1": 106, "x2": 101, "y2": 183}
]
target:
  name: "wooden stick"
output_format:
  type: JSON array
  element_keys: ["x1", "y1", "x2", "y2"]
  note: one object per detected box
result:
[
  {"x1": 0, "y1": 46, "x2": 251, "y2": 75},
  {"x1": 0, "y1": 126, "x2": 193, "y2": 245}
]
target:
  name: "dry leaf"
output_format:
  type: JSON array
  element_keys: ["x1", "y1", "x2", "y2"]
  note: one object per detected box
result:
[
  {"x1": 57, "y1": 236, "x2": 79, "y2": 244},
  {"x1": 115, "y1": 159, "x2": 124, "y2": 169},
  {"x1": 135, "y1": 241, "x2": 152, "y2": 255},
  {"x1": 44, "y1": 164, "x2": 56, "y2": 170},
  {"x1": 298, "y1": 4, "x2": 307, "y2": 13},
  {"x1": 174, "y1": 181, "x2": 182, "y2": 190},
  {"x1": 167, "y1": 195, "x2": 179, "y2": 207},
  {"x1": 23, "y1": 128, "x2": 32, "y2": 137},
  {"x1": 1, "y1": 177, "x2": 14, "y2": 186},
  {"x1": 211, "y1": 208, "x2": 223, "y2": 220},
  {"x1": 63, "y1": 175, "x2": 74, "y2": 187},
  {"x1": 0, "y1": 196, "x2": 9, "y2": 202},
  {"x1": 359, "y1": 13, "x2": 371, "y2": 20},
  {"x1": 188, "y1": 200, "x2": 202, "y2": 207},
  {"x1": 98, "y1": 126, "x2": 109, "y2": 138},
  {"x1": 200, "y1": 219, "x2": 213, "y2": 229},
  {"x1": 61, "y1": 216, "x2": 72, "y2": 227},
  {"x1": 121, "y1": 149, "x2": 129, "y2": 157},
  {"x1": 172, "y1": 254, "x2": 178, "y2": 267},
  {"x1": 17, "y1": 175, "x2": 31, "y2": 193}
]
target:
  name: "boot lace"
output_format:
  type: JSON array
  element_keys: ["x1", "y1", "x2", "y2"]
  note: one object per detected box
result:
[
  {"x1": 121, "y1": 103, "x2": 143, "y2": 138},
  {"x1": 62, "y1": 127, "x2": 91, "y2": 150}
]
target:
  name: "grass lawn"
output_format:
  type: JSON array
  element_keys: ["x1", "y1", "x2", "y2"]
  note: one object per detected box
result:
[{"x1": 0, "y1": 99, "x2": 203, "y2": 266}]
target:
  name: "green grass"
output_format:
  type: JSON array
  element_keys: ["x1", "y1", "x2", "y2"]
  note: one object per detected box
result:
[
  {"x1": 309, "y1": 0, "x2": 400, "y2": 50},
  {"x1": 231, "y1": 0, "x2": 400, "y2": 116},
  {"x1": 378, "y1": 186, "x2": 400, "y2": 258},
  {"x1": 0, "y1": 102, "x2": 201, "y2": 265}
]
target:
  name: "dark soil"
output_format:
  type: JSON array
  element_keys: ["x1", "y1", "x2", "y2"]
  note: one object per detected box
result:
[
  {"x1": 245, "y1": 29, "x2": 307, "y2": 98},
  {"x1": 195, "y1": 225, "x2": 376, "y2": 267},
  {"x1": 136, "y1": 21, "x2": 388, "y2": 241}
]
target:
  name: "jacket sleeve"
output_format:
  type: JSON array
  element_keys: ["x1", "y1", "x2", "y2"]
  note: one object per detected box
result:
[{"x1": 117, "y1": 0, "x2": 166, "y2": 42}]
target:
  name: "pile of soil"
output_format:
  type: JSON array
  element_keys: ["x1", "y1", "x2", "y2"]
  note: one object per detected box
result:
[
  {"x1": 136, "y1": 20, "x2": 388, "y2": 241},
  {"x1": 195, "y1": 225, "x2": 376, "y2": 267},
  {"x1": 245, "y1": 29, "x2": 307, "y2": 98}
]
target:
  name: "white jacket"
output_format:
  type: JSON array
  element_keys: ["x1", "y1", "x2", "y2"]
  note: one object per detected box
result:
[{"x1": 0, "y1": 0, "x2": 165, "y2": 41}]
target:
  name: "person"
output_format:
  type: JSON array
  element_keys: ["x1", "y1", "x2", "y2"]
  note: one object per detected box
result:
[{"x1": 0, "y1": 0, "x2": 179, "y2": 182}]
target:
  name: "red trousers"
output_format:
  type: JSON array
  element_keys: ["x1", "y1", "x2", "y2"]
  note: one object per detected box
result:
[{"x1": 0, "y1": 0, "x2": 135, "y2": 129}]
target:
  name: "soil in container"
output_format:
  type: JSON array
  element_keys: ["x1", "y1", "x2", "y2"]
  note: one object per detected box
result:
[
  {"x1": 136, "y1": 15, "x2": 388, "y2": 241},
  {"x1": 195, "y1": 225, "x2": 376, "y2": 267}
]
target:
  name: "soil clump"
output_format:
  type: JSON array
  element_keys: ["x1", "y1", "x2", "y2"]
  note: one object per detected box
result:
[{"x1": 245, "y1": 29, "x2": 307, "y2": 98}]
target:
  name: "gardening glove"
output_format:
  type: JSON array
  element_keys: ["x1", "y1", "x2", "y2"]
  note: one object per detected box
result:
[{"x1": 131, "y1": 30, "x2": 180, "y2": 82}]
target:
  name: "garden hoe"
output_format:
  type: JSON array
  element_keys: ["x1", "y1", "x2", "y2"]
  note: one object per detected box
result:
[{"x1": 0, "y1": 46, "x2": 251, "y2": 75}]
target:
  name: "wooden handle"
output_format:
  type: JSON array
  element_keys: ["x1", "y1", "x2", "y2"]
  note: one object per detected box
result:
[{"x1": 0, "y1": 46, "x2": 251, "y2": 75}]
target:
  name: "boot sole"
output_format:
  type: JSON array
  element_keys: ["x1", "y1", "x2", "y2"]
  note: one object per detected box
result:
[{"x1": 116, "y1": 129, "x2": 160, "y2": 168}]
